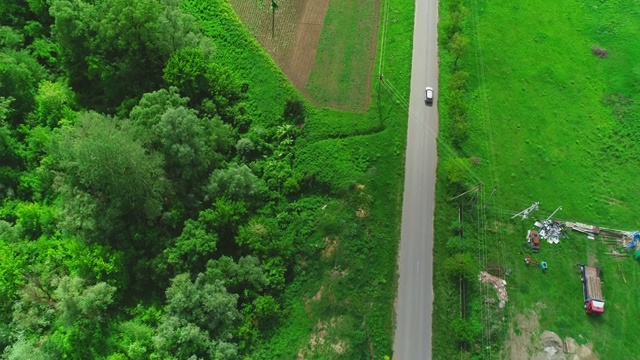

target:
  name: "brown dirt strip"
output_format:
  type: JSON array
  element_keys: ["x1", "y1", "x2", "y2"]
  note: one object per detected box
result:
[
  {"x1": 286, "y1": 0, "x2": 330, "y2": 91},
  {"x1": 228, "y1": 0, "x2": 330, "y2": 94}
]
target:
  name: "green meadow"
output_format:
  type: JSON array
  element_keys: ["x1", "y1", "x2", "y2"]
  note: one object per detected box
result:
[{"x1": 433, "y1": 0, "x2": 640, "y2": 357}]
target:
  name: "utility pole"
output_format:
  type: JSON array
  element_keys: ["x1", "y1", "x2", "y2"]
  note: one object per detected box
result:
[
  {"x1": 271, "y1": 0, "x2": 278, "y2": 38},
  {"x1": 511, "y1": 202, "x2": 539, "y2": 220},
  {"x1": 545, "y1": 206, "x2": 562, "y2": 222},
  {"x1": 483, "y1": 188, "x2": 497, "y2": 211},
  {"x1": 449, "y1": 184, "x2": 481, "y2": 202}
]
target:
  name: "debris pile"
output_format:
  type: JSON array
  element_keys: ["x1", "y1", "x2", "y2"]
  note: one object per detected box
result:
[
  {"x1": 566, "y1": 221, "x2": 601, "y2": 239},
  {"x1": 624, "y1": 231, "x2": 640, "y2": 250},
  {"x1": 534, "y1": 220, "x2": 566, "y2": 244},
  {"x1": 599, "y1": 228, "x2": 639, "y2": 248},
  {"x1": 539, "y1": 330, "x2": 564, "y2": 359},
  {"x1": 478, "y1": 271, "x2": 508, "y2": 308}
]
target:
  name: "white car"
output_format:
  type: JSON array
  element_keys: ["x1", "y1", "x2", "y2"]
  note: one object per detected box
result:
[{"x1": 425, "y1": 87, "x2": 434, "y2": 105}]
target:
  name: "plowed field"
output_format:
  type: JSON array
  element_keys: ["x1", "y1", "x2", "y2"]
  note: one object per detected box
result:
[{"x1": 228, "y1": 0, "x2": 380, "y2": 111}]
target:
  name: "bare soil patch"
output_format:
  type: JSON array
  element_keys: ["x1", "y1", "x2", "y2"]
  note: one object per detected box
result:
[
  {"x1": 504, "y1": 306, "x2": 599, "y2": 360},
  {"x1": 322, "y1": 236, "x2": 338, "y2": 258},
  {"x1": 229, "y1": 0, "x2": 380, "y2": 111},
  {"x1": 228, "y1": 0, "x2": 330, "y2": 92},
  {"x1": 504, "y1": 309, "x2": 541, "y2": 360},
  {"x1": 297, "y1": 317, "x2": 347, "y2": 359}
]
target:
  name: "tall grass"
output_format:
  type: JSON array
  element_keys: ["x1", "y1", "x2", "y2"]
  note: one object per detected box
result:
[
  {"x1": 182, "y1": 0, "x2": 415, "y2": 357},
  {"x1": 182, "y1": 0, "x2": 301, "y2": 125}
]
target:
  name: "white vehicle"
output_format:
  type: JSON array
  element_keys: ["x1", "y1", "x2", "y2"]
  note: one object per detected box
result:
[{"x1": 425, "y1": 87, "x2": 434, "y2": 105}]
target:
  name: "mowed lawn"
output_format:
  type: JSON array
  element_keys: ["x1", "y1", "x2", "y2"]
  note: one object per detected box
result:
[
  {"x1": 459, "y1": 0, "x2": 640, "y2": 357},
  {"x1": 305, "y1": 0, "x2": 381, "y2": 111}
]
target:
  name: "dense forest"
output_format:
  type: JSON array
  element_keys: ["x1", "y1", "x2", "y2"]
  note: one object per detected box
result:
[{"x1": 0, "y1": 0, "x2": 366, "y2": 358}]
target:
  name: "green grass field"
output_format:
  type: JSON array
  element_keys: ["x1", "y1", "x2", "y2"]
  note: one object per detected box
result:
[
  {"x1": 305, "y1": 0, "x2": 381, "y2": 111},
  {"x1": 466, "y1": 0, "x2": 640, "y2": 224},
  {"x1": 433, "y1": 0, "x2": 640, "y2": 357}
]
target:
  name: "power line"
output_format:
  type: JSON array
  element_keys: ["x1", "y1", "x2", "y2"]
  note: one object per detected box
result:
[{"x1": 381, "y1": 77, "x2": 485, "y2": 186}]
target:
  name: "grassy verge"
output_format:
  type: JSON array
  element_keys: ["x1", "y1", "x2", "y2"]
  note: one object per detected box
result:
[
  {"x1": 433, "y1": 0, "x2": 640, "y2": 357},
  {"x1": 182, "y1": 0, "x2": 415, "y2": 357}
]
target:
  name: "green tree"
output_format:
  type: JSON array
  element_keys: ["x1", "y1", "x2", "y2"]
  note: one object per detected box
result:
[
  {"x1": 51, "y1": 112, "x2": 167, "y2": 244},
  {"x1": 444, "y1": 0, "x2": 469, "y2": 40},
  {"x1": 207, "y1": 164, "x2": 265, "y2": 202},
  {"x1": 8, "y1": 275, "x2": 117, "y2": 359},
  {"x1": 24, "y1": 0, "x2": 54, "y2": 27},
  {"x1": 50, "y1": 0, "x2": 198, "y2": 111},
  {"x1": 235, "y1": 138, "x2": 254, "y2": 161},
  {"x1": 54, "y1": 276, "x2": 117, "y2": 327},
  {"x1": 2, "y1": 338, "x2": 50, "y2": 360},
  {"x1": 163, "y1": 47, "x2": 242, "y2": 122},
  {"x1": 450, "y1": 317, "x2": 474, "y2": 346},
  {"x1": 107, "y1": 309, "x2": 158, "y2": 360},
  {"x1": 130, "y1": 88, "x2": 234, "y2": 211},
  {"x1": 15, "y1": 201, "x2": 55, "y2": 239},
  {"x1": 446, "y1": 236, "x2": 465, "y2": 254},
  {"x1": 205, "y1": 255, "x2": 268, "y2": 300},
  {"x1": 159, "y1": 198, "x2": 248, "y2": 276},
  {"x1": 282, "y1": 98, "x2": 306, "y2": 126},
  {"x1": 154, "y1": 273, "x2": 240, "y2": 359},
  {"x1": 448, "y1": 32, "x2": 468, "y2": 68},
  {"x1": 443, "y1": 252, "x2": 478, "y2": 282},
  {"x1": 442, "y1": 157, "x2": 473, "y2": 191},
  {"x1": 32, "y1": 79, "x2": 76, "y2": 128},
  {"x1": 0, "y1": 26, "x2": 23, "y2": 49},
  {"x1": 252, "y1": 295, "x2": 281, "y2": 328},
  {"x1": 0, "y1": 0, "x2": 30, "y2": 28},
  {"x1": 449, "y1": 70, "x2": 470, "y2": 92},
  {"x1": 163, "y1": 217, "x2": 218, "y2": 275},
  {"x1": 235, "y1": 217, "x2": 294, "y2": 260},
  {"x1": 0, "y1": 49, "x2": 44, "y2": 125},
  {"x1": 152, "y1": 107, "x2": 220, "y2": 196},
  {"x1": 199, "y1": 197, "x2": 248, "y2": 241},
  {"x1": 129, "y1": 87, "x2": 189, "y2": 131},
  {"x1": 0, "y1": 98, "x2": 24, "y2": 196}
]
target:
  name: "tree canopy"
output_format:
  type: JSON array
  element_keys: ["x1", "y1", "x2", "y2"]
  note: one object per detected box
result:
[{"x1": 0, "y1": 0, "x2": 326, "y2": 358}]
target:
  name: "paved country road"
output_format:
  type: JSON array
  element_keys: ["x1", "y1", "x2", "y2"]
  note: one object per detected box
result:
[{"x1": 393, "y1": 0, "x2": 439, "y2": 358}]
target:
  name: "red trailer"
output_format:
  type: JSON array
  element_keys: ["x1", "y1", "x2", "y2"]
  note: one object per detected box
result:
[{"x1": 577, "y1": 264, "x2": 604, "y2": 315}]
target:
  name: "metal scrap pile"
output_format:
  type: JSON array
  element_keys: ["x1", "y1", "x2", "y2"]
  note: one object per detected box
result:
[{"x1": 534, "y1": 220, "x2": 566, "y2": 244}]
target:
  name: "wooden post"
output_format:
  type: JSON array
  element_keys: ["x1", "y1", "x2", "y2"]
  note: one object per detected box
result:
[
  {"x1": 271, "y1": 0, "x2": 278, "y2": 38},
  {"x1": 272, "y1": 8, "x2": 275, "y2": 38}
]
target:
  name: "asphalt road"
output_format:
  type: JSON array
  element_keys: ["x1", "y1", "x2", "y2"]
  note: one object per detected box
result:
[{"x1": 392, "y1": 0, "x2": 439, "y2": 358}]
